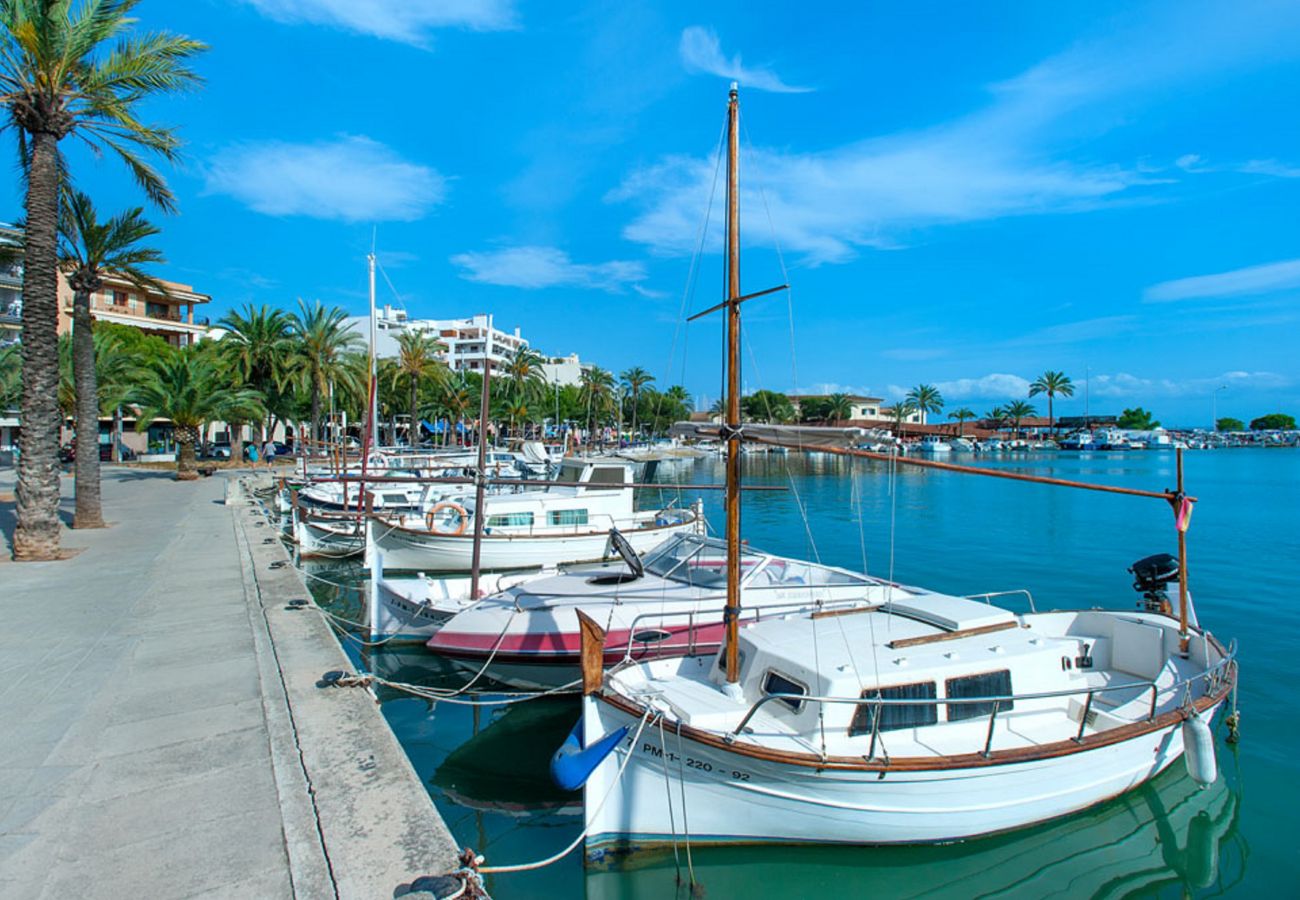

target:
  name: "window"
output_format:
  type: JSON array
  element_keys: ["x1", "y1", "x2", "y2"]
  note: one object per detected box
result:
[
  {"x1": 112, "y1": 290, "x2": 128, "y2": 307},
  {"x1": 586, "y1": 466, "x2": 626, "y2": 487},
  {"x1": 486, "y1": 512, "x2": 534, "y2": 528},
  {"x1": 849, "y1": 682, "x2": 937, "y2": 736},
  {"x1": 549, "y1": 509, "x2": 588, "y2": 526},
  {"x1": 945, "y1": 670, "x2": 1013, "y2": 722},
  {"x1": 762, "y1": 670, "x2": 808, "y2": 712}
]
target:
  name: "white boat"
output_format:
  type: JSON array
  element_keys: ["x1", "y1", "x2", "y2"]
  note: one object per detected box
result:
[
  {"x1": 425, "y1": 531, "x2": 896, "y2": 689},
  {"x1": 915, "y1": 436, "x2": 952, "y2": 453},
  {"x1": 367, "y1": 459, "x2": 703, "y2": 572},
  {"x1": 950, "y1": 437, "x2": 976, "y2": 452},
  {"x1": 560, "y1": 85, "x2": 1237, "y2": 861},
  {"x1": 580, "y1": 591, "x2": 1234, "y2": 853}
]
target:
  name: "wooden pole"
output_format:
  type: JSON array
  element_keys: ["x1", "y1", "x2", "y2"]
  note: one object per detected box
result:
[
  {"x1": 724, "y1": 83, "x2": 742, "y2": 685},
  {"x1": 469, "y1": 341, "x2": 493, "y2": 600},
  {"x1": 1176, "y1": 447, "x2": 1190, "y2": 653}
]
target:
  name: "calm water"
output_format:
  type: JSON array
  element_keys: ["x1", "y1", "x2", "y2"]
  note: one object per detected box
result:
[{"x1": 306, "y1": 449, "x2": 1297, "y2": 899}]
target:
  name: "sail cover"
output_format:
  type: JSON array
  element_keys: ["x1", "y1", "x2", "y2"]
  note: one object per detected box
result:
[{"x1": 669, "y1": 421, "x2": 873, "y2": 449}]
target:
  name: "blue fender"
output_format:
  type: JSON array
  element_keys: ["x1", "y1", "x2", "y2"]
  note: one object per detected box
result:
[{"x1": 550, "y1": 719, "x2": 629, "y2": 791}]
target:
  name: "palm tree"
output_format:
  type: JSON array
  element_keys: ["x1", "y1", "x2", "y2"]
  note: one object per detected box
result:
[
  {"x1": 0, "y1": 342, "x2": 19, "y2": 412},
  {"x1": 984, "y1": 406, "x2": 1006, "y2": 433},
  {"x1": 392, "y1": 331, "x2": 446, "y2": 446},
  {"x1": 505, "y1": 346, "x2": 547, "y2": 401},
  {"x1": 1029, "y1": 370, "x2": 1074, "y2": 434},
  {"x1": 889, "y1": 400, "x2": 916, "y2": 436},
  {"x1": 1004, "y1": 400, "x2": 1036, "y2": 439},
  {"x1": 132, "y1": 348, "x2": 262, "y2": 480},
  {"x1": 59, "y1": 191, "x2": 165, "y2": 528},
  {"x1": 217, "y1": 303, "x2": 293, "y2": 448},
  {"x1": 580, "y1": 366, "x2": 615, "y2": 444},
  {"x1": 0, "y1": 2, "x2": 204, "y2": 559},
  {"x1": 947, "y1": 407, "x2": 975, "y2": 437},
  {"x1": 905, "y1": 384, "x2": 944, "y2": 424},
  {"x1": 434, "y1": 374, "x2": 475, "y2": 446},
  {"x1": 289, "y1": 300, "x2": 362, "y2": 450},
  {"x1": 826, "y1": 393, "x2": 853, "y2": 425},
  {"x1": 620, "y1": 366, "x2": 655, "y2": 440}
]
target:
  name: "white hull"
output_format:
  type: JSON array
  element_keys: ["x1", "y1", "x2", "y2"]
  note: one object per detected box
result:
[
  {"x1": 369, "y1": 569, "x2": 550, "y2": 642},
  {"x1": 294, "y1": 514, "x2": 364, "y2": 558},
  {"x1": 583, "y1": 688, "x2": 1221, "y2": 855},
  {"x1": 369, "y1": 516, "x2": 701, "y2": 572}
]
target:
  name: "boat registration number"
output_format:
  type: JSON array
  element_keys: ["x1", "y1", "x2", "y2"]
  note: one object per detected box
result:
[{"x1": 638, "y1": 740, "x2": 751, "y2": 781}]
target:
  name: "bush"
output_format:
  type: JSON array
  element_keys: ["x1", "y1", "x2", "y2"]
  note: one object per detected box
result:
[{"x1": 1249, "y1": 413, "x2": 1296, "y2": 431}]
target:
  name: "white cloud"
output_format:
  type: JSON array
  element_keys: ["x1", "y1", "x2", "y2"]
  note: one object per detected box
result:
[
  {"x1": 1144, "y1": 258, "x2": 1300, "y2": 302},
  {"x1": 1011, "y1": 315, "x2": 1136, "y2": 345},
  {"x1": 205, "y1": 136, "x2": 446, "y2": 222},
  {"x1": 617, "y1": 5, "x2": 1300, "y2": 264},
  {"x1": 1239, "y1": 159, "x2": 1300, "y2": 178},
  {"x1": 242, "y1": 0, "x2": 516, "y2": 45},
  {"x1": 450, "y1": 246, "x2": 647, "y2": 293},
  {"x1": 678, "y1": 26, "x2": 810, "y2": 94},
  {"x1": 1089, "y1": 370, "x2": 1291, "y2": 398},
  {"x1": 932, "y1": 374, "x2": 1032, "y2": 401}
]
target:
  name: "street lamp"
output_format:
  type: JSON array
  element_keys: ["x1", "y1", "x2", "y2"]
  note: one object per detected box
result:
[{"x1": 1212, "y1": 384, "x2": 1227, "y2": 431}]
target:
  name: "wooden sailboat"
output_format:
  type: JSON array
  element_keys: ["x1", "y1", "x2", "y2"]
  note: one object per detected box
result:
[{"x1": 569, "y1": 84, "x2": 1238, "y2": 858}]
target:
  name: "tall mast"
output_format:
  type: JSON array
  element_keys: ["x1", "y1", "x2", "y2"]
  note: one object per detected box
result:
[
  {"x1": 469, "y1": 315, "x2": 493, "y2": 599},
  {"x1": 367, "y1": 251, "x2": 379, "y2": 444},
  {"x1": 724, "y1": 83, "x2": 743, "y2": 684}
]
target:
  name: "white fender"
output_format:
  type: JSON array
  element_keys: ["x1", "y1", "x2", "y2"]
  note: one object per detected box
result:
[{"x1": 1183, "y1": 712, "x2": 1217, "y2": 786}]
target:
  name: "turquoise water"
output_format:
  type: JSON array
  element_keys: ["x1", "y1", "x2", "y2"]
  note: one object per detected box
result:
[{"x1": 309, "y1": 449, "x2": 1296, "y2": 898}]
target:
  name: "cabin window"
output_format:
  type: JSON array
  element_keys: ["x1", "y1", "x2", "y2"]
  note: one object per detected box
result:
[
  {"x1": 586, "y1": 466, "x2": 625, "y2": 486},
  {"x1": 381, "y1": 493, "x2": 408, "y2": 504},
  {"x1": 849, "y1": 682, "x2": 937, "y2": 735},
  {"x1": 945, "y1": 670, "x2": 1013, "y2": 722},
  {"x1": 549, "y1": 509, "x2": 589, "y2": 526},
  {"x1": 762, "y1": 670, "x2": 808, "y2": 712},
  {"x1": 486, "y1": 512, "x2": 534, "y2": 527}
]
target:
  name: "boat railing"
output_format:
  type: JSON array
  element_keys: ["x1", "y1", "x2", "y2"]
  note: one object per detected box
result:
[
  {"x1": 963, "y1": 589, "x2": 1037, "y2": 613},
  {"x1": 724, "y1": 639, "x2": 1237, "y2": 760},
  {"x1": 614, "y1": 597, "x2": 869, "y2": 660}
]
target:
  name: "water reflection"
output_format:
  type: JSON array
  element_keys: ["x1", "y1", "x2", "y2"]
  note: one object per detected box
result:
[{"x1": 585, "y1": 754, "x2": 1246, "y2": 900}]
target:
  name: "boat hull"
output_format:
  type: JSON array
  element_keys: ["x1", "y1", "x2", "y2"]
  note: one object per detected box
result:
[
  {"x1": 370, "y1": 517, "x2": 700, "y2": 572},
  {"x1": 582, "y1": 690, "x2": 1224, "y2": 857},
  {"x1": 294, "y1": 515, "x2": 364, "y2": 558}
]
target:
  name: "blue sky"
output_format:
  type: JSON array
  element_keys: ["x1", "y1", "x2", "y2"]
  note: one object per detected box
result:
[{"x1": 12, "y1": 0, "x2": 1300, "y2": 425}]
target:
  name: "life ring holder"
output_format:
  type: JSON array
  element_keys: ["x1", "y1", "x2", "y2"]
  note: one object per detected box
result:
[{"x1": 426, "y1": 501, "x2": 468, "y2": 536}]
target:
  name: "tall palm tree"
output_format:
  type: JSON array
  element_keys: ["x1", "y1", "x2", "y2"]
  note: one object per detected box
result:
[
  {"x1": 1004, "y1": 400, "x2": 1036, "y2": 439},
  {"x1": 217, "y1": 303, "x2": 293, "y2": 447},
  {"x1": 505, "y1": 346, "x2": 547, "y2": 402},
  {"x1": 0, "y1": 341, "x2": 19, "y2": 412},
  {"x1": 1029, "y1": 370, "x2": 1074, "y2": 434},
  {"x1": 392, "y1": 330, "x2": 446, "y2": 446},
  {"x1": 0, "y1": 1, "x2": 204, "y2": 559},
  {"x1": 132, "y1": 347, "x2": 262, "y2": 480},
  {"x1": 889, "y1": 400, "x2": 916, "y2": 437},
  {"x1": 289, "y1": 300, "x2": 362, "y2": 450},
  {"x1": 434, "y1": 374, "x2": 475, "y2": 446},
  {"x1": 620, "y1": 366, "x2": 654, "y2": 440},
  {"x1": 947, "y1": 407, "x2": 975, "y2": 437},
  {"x1": 59, "y1": 191, "x2": 165, "y2": 528},
  {"x1": 580, "y1": 366, "x2": 615, "y2": 444},
  {"x1": 905, "y1": 384, "x2": 944, "y2": 424},
  {"x1": 826, "y1": 393, "x2": 853, "y2": 425}
]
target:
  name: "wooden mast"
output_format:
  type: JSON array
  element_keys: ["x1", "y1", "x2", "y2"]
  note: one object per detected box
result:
[
  {"x1": 724, "y1": 83, "x2": 743, "y2": 684},
  {"x1": 469, "y1": 316, "x2": 493, "y2": 599},
  {"x1": 1176, "y1": 447, "x2": 1190, "y2": 652}
]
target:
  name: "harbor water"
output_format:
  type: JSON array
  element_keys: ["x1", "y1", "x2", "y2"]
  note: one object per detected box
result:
[{"x1": 306, "y1": 448, "x2": 1295, "y2": 898}]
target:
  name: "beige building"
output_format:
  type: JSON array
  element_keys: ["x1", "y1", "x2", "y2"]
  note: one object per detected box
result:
[
  {"x1": 58, "y1": 272, "x2": 211, "y2": 348},
  {"x1": 789, "y1": 393, "x2": 924, "y2": 424}
]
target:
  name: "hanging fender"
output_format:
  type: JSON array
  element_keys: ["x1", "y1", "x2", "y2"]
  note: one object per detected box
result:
[
  {"x1": 550, "y1": 719, "x2": 629, "y2": 791},
  {"x1": 1182, "y1": 710, "x2": 1217, "y2": 786}
]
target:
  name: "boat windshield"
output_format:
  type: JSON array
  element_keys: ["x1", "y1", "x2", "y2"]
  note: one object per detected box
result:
[{"x1": 642, "y1": 535, "x2": 767, "y2": 588}]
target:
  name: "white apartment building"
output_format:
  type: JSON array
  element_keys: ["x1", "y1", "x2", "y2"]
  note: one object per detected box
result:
[
  {"x1": 538, "y1": 352, "x2": 591, "y2": 388},
  {"x1": 360, "y1": 307, "x2": 528, "y2": 375}
]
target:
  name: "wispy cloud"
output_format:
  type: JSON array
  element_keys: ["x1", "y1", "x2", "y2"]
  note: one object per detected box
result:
[
  {"x1": 1173, "y1": 153, "x2": 1300, "y2": 178},
  {"x1": 678, "y1": 26, "x2": 810, "y2": 94},
  {"x1": 1144, "y1": 259, "x2": 1300, "y2": 302},
  {"x1": 1238, "y1": 159, "x2": 1300, "y2": 178},
  {"x1": 205, "y1": 136, "x2": 446, "y2": 222},
  {"x1": 931, "y1": 374, "x2": 1032, "y2": 402},
  {"x1": 450, "y1": 245, "x2": 648, "y2": 293},
  {"x1": 617, "y1": 5, "x2": 1300, "y2": 264},
  {"x1": 1089, "y1": 370, "x2": 1291, "y2": 398},
  {"x1": 241, "y1": 0, "x2": 517, "y2": 46},
  {"x1": 1011, "y1": 315, "x2": 1137, "y2": 345}
]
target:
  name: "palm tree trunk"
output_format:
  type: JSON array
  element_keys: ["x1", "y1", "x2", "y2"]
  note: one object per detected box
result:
[
  {"x1": 630, "y1": 389, "x2": 638, "y2": 443},
  {"x1": 71, "y1": 288, "x2": 105, "y2": 528},
  {"x1": 410, "y1": 380, "x2": 419, "y2": 447},
  {"x1": 310, "y1": 386, "x2": 321, "y2": 454},
  {"x1": 175, "y1": 426, "x2": 198, "y2": 480},
  {"x1": 13, "y1": 132, "x2": 63, "y2": 560},
  {"x1": 112, "y1": 406, "x2": 123, "y2": 462},
  {"x1": 1048, "y1": 394, "x2": 1054, "y2": 434}
]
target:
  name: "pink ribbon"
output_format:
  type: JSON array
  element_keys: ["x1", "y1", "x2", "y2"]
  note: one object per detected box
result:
[{"x1": 1175, "y1": 496, "x2": 1194, "y2": 533}]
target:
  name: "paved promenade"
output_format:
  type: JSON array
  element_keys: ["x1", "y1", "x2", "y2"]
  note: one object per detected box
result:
[{"x1": 0, "y1": 467, "x2": 457, "y2": 898}]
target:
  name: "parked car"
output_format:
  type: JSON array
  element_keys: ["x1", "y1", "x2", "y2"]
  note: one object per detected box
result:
[{"x1": 202, "y1": 441, "x2": 232, "y2": 460}]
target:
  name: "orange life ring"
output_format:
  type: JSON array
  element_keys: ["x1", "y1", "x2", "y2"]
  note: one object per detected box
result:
[{"x1": 426, "y1": 501, "x2": 468, "y2": 536}]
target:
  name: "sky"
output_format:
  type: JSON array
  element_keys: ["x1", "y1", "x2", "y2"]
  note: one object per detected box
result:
[{"x1": 11, "y1": 0, "x2": 1300, "y2": 426}]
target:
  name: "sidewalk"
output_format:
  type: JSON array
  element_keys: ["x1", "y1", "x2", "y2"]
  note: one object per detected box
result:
[{"x1": 0, "y1": 467, "x2": 457, "y2": 898}]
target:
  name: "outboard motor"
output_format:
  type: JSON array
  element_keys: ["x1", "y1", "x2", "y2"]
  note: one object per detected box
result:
[{"x1": 1129, "y1": 553, "x2": 1179, "y2": 612}]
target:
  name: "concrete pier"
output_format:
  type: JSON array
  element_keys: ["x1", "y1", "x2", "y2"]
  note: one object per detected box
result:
[{"x1": 0, "y1": 468, "x2": 458, "y2": 898}]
